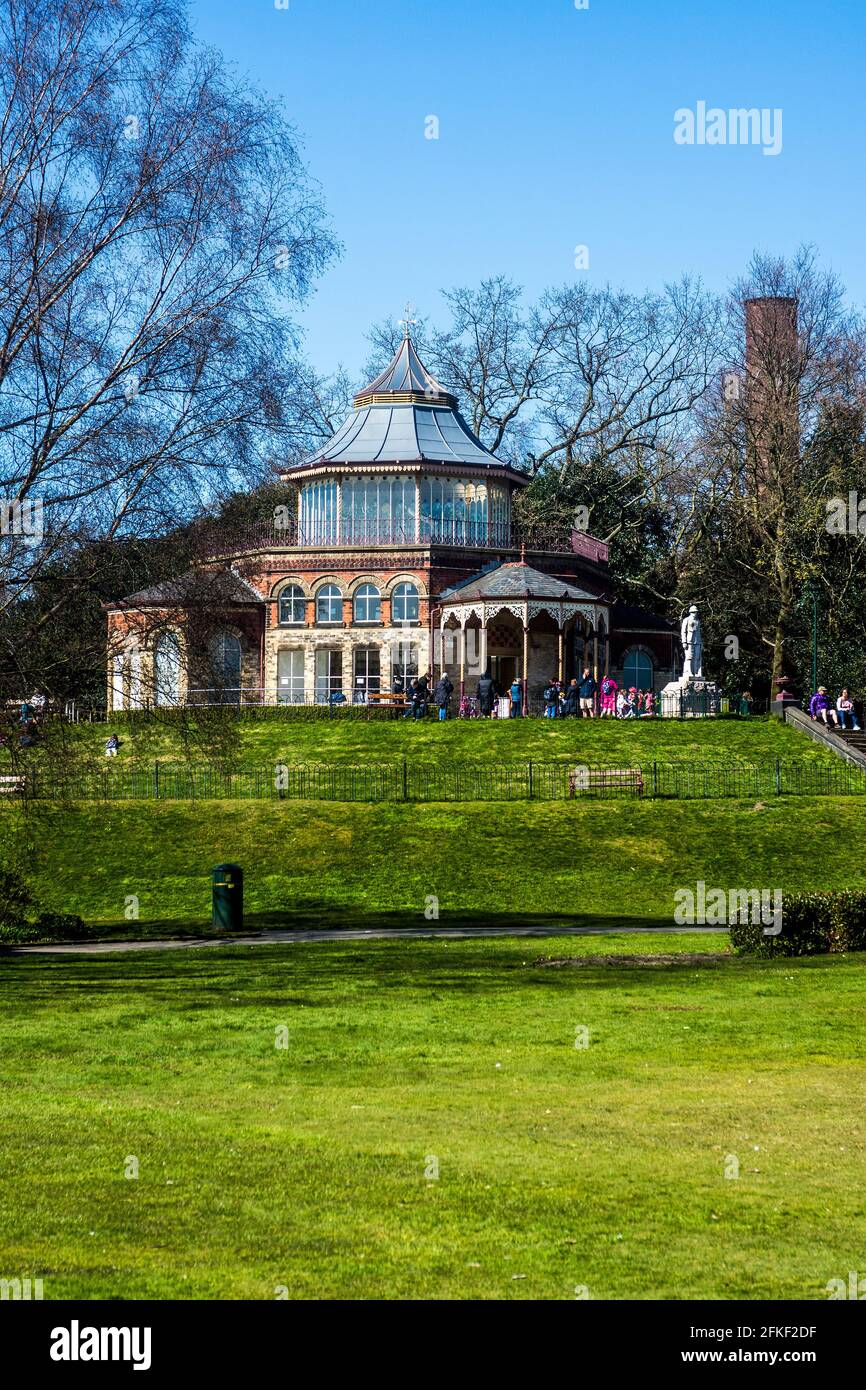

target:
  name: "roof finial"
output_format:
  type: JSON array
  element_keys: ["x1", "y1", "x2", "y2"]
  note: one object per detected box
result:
[
  {"x1": 519, "y1": 541, "x2": 526, "y2": 565},
  {"x1": 399, "y1": 301, "x2": 417, "y2": 339}
]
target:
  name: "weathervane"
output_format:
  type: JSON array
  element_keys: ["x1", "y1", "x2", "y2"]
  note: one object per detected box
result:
[{"x1": 399, "y1": 301, "x2": 417, "y2": 338}]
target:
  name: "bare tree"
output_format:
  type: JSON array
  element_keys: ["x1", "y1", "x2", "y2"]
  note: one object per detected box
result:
[
  {"x1": 363, "y1": 277, "x2": 556, "y2": 467},
  {"x1": 0, "y1": 0, "x2": 336, "y2": 617},
  {"x1": 683, "y1": 247, "x2": 866, "y2": 690}
]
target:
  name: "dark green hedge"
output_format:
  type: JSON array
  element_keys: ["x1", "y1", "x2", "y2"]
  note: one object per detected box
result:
[
  {"x1": 730, "y1": 890, "x2": 866, "y2": 957},
  {"x1": 111, "y1": 704, "x2": 432, "y2": 726}
]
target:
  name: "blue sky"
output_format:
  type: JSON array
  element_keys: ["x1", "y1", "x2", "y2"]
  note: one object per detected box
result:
[{"x1": 192, "y1": 0, "x2": 866, "y2": 378}]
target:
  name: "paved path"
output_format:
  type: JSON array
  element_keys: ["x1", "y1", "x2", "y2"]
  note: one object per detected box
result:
[{"x1": 11, "y1": 924, "x2": 726, "y2": 956}]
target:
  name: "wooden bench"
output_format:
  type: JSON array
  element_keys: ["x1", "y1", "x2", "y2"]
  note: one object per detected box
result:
[
  {"x1": 0, "y1": 773, "x2": 26, "y2": 796},
  {"x1": 365, "y1": 692, "x2": 408, "y2": 707},
  {"x1": 568, "y1": 766, "x2": 644, "y2": 798}
]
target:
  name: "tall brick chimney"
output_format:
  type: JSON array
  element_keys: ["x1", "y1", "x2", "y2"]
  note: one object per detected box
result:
[{"x1": 744, "y1": 296, "x2": 799, "y2": 484}]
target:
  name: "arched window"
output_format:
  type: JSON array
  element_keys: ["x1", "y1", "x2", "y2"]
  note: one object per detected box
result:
[
  {"x1": 111, "y1": 654, "x2": 125, "y2": 711},
  {"x1": 316, "y1": 583, "x2": 343, "y2": 624},
  {"x1": 154, "y1": 631, "x2": 182, "y2": 707},
  {"x1": 129, "y1": 649, "x2": 142, "y2": 709},
  {"x1": 209, "y1": 631, "x2": 242, "y2": 703},
  {"x1": 622, "y1": 648, "x2": 655, "y2": 690},
  {"x1": 353, "y1": 583, "x2": 381, "y2": 623},
  {"x1": 392, "y1": 582, "x2": 419, "y2": 623},
  {"x1": 278, "y1": 584, "x2": 306, "y2": 626}
]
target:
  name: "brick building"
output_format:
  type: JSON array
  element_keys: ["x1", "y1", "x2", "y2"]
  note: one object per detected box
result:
[{"x1": 105, "y1": 332, "x2": 677, "y2": 709}]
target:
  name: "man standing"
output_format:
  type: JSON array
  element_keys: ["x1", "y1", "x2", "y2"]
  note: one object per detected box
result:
[
  {"x1": 578, "y1": 667, "x2": 597, "y2": 718},
  {"x1": 412, "y1": 673, "x2": 430, "y2": 721},
  {"x1": 476, "y1": 670, "x2": 495, "y2": 718}
]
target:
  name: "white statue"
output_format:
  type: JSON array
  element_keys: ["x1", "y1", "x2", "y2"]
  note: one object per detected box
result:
[{"x1": 681, "y1": 604, "x2": 703, "y2": 681}]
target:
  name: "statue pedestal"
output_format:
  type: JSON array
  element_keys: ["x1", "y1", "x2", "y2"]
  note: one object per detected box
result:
[
  {"x1": 661, "y1": 676, "x2": 720, "y2": 718},
  {"x1": 771, "y1": 694, "x2": 799, "y2": 719}
]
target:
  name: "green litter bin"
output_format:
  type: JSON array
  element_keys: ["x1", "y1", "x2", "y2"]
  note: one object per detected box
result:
[{"x1": 212, "y1": 863, "x2": 243, "y2": 931}]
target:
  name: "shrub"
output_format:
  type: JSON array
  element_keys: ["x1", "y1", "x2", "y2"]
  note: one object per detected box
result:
[
  {"x1": 0, "y1": 868, "x2": 33, "y2": 930},
  {"x1": 0, "y1": 867, "x2": 91, "y2": 943},
  {"x1": 731, "y1": 890, "x2": 866, "y2": 957},
  {"x1": 0, "y1": 920, "x2": 42, "y2": 944},
  {"x1": 111, "y1": 703, "x2": 432, "y2": 727},
  {"x1": 33, "y1": 911, "x2": 90, "y2": 940}
]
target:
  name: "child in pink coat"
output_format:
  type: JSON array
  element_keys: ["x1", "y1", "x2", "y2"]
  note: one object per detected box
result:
[{"x1": 600, "y1": 675, "x2": 618, "y2": 717}]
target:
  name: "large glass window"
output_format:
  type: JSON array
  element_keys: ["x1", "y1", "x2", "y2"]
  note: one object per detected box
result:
[
  {"x1": 391, "y1": 582, "x2": 419, "y2": 623},
  {"x1": 343, "y1": 475, "x2": 415, "y2": 544},
  {"x1": 316, "y1": 584, "x2": 343, "y2": 624},
  {"x1": 278, "y1": 585, "x2": 306, "y2": 626},
  {"x1": 353, "y1": 647, "x2": 381, "y2": 702},
  {"x1": 111, "y1": 654, "x2": 125, "y2": 711},
  {"x1": 391, "y1": 640, "x2": 419, "y2": 687},
  {"x1": 418, "y1": 478, "x2": 510, "y2": 544},
  {"x1": 154, "y1": 631, "x2": 182, "y2": 707},
  {"x1": 353, "y1": 583, "x2": 381, "y2": 623},
  {"x1": 300, "y1": 480, "x2": 338, "y2": 544},
  {"x1": 277, "y1": 649, "x2": 305, "y2": 705},
  {"x1": 128, "y1": 650, "x2": 141, "y2": 709},
  {"x1": 622, "y1": 648, "x2": 655, "y2": 690},
  {"x1": 315, "y1": 649, "x2": 343, "y2": 703},
  {"x1": 208, "y1": 632, "x2": 242, "y2": 703}
]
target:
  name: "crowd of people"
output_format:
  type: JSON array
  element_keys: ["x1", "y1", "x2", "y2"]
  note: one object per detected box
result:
[
  {"x1": 385, "y1": 669, "x2": 659, "y2": 720},
  {"x1": 809, "y1": 686, "x2": 863, "y2": 730}
]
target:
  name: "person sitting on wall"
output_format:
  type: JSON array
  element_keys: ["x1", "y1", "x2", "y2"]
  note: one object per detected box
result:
[
  {"x1": 329, "y1": 688, "x2": 346, "y2": 706},
  {"x1": 621, "y1": 688, "x2": 637, "y2": 719},
  {"x1": 809, "y1": 687, "x2": 838, "y2": 727},
  {"x1": 509, "y1": 678, "x2": 522, "y2": 717},
  {"x1": 836, "y1": 688, "x2": 861, "y2": 730}
]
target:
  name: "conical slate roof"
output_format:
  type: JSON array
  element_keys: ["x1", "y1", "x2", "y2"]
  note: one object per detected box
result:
[
  {"x1": 291, "y1": 334, "x2": 524, "y2": 477},
  {"x1": 354, "y1": 336, "x2": 455, "y2": 407}
]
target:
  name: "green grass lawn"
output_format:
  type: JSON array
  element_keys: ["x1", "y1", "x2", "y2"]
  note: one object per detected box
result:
[
  {"x1": 2, "y1": 935, "x2": 864, "y2": 1299},
  {"x1": 9, "y1": 711, "x2": 839, "y2": 773},
  {"x1": 4, "y1": 794, "x2": 866, "y2": 934}
]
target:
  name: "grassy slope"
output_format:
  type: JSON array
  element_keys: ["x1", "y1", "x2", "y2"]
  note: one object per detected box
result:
[
  {"x1": 5, "y1": 795, "x2": 866, "y2": 932},
  {"x1": 1, "y1": 936, "x2": 864, "y2": 1299},
  {"x1": 13, "y1": 713, "x2": 839, "y2": 771}
]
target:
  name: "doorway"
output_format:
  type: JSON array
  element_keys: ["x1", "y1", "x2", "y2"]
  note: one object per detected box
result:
[{"x1": 492, "y1": 655, "x2": 517, "y2": 692}]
